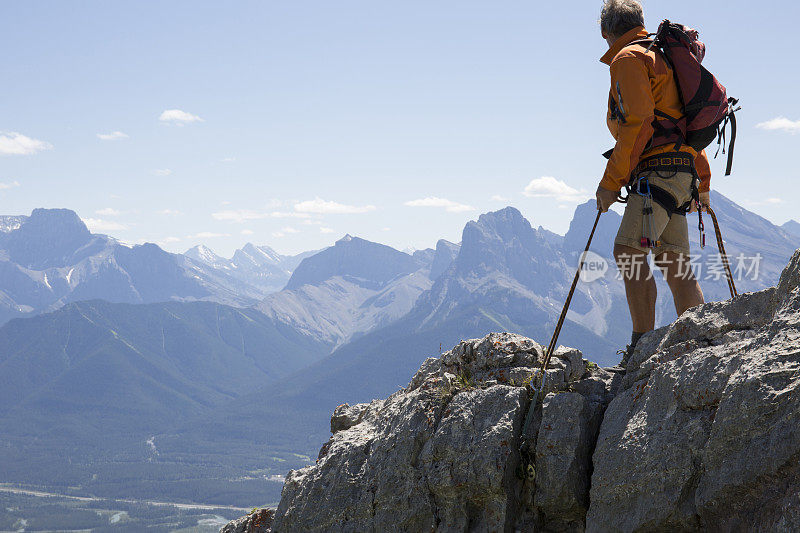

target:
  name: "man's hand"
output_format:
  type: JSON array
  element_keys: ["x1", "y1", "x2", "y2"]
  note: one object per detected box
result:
[
  {"x1": 689, "y1": 191, "x2": 711, "y2": 213},
  {"x1": 596, "y1": 185, "x2": 618, "y2": 213}
]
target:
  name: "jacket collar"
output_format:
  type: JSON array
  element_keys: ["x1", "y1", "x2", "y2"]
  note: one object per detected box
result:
[{"x1": 600, "y1": 26, "x2": 649, "y2": 65}]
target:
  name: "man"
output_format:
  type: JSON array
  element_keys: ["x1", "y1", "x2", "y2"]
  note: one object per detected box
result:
[{"x1": 595, "y1": 0, "x2": 711, "y2": 366}]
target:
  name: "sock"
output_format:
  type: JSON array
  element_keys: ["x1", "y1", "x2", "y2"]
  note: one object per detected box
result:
[{"x1": 630, "y1": 331, "x2": 645, "y2": 349}]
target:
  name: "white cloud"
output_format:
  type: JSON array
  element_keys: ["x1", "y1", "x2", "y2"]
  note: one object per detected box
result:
[
  {"x1": 272, "y1": 231, "x2": 286, "y2": 238},
  {"x1": 523, "y1": 176, "x2": 589, "y2": 203},
  {"x1": 272, "y1": 210, "x2": 311, "y2": 219},
  {"x1": 187, "y1": 232, "x2": 230, "y2": 239},
  {"x1": 241, "y1": 229, "x2": 254, "y2": 235},
  {"x1": 96, "y1": 207, "x2": 121, "y2": 216},
  {"x1": 756, "y1": 116, "x2": 800, "y2": 134},
  {"x1": 746, "y1": 197, "x2": 785, "y2": 207},
  {"x1": 220, "y1": 157, "x2": 236, "y2": 162},
  {"x1": 280, "y1": 226, "x2": 299, "y2": 234},
  {"x1": 159, "y1": 109, "x2": 204, "y2": 124},
  {"x1": 0, "y1": 132, "x2": 52, "y2": 155},
  {"x1": 294, "y1": 197, "x2": 376, "y2": 214},
  {"x1": 84, "y1": 218, "x2": 128, "y2": 232},
  {"x1": 158, "y1": 236, "x2": 181, "y2": 244},
  {"x1": 404, "y1": 196, "x2": 475, "y2": 213},
  {"x1": 97, "y1": 131, "x2": 129, "y2": 141},
  {"x1": 320, "y1": 227, "x2": 334, "y2": 234},
  {"x1": 491, "y1": 195, "x2": 511, "y2": 202},
  {"x1": 212, "y1": 210, "x2": 270, "y2": 223},
  {"x1": 212, "y1": 209, "x2": 310, "y2": 223},
  {"x1": 153, "y1": 168, "x2": 172, "y2": 176},
  {"x1": 0, "y1": 180, "x2": 20, "y2": 190},
  {"x1": 159, "y1": 209, "x2": 183, "y2": 215}
]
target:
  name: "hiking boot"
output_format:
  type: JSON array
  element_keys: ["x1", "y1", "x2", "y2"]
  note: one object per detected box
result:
[
  {"x1": 617, "y1": 344, "x2": 635, "y2": 368},
  {"x1": 606, "y1": 346, "x2": 633, "y2": 374}
]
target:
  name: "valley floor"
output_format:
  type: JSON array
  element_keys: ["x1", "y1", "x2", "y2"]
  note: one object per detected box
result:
[{"x1": 0, "y1": 484, "x2": 256, "y2": 532}]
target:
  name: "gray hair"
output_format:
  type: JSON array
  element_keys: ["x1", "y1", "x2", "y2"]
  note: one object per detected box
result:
[{"x1": 599, "y1": 0, "x2": 645, "y2": 39}]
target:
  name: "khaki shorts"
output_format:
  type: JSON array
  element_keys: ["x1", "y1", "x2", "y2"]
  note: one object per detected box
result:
[{"x1": 614, "y1": 170, "x2": 695, "y2": 257}]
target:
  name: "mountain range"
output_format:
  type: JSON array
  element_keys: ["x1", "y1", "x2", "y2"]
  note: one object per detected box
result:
[
  {"x1": 185, "y1": 242, "x2": 318, "y2": 294},
  {"x1": 0, "y1": 209, "x2": 268, "y2": 326},
  {"x1": 158, "y1": 193, "x2": 800, "y2": 508},
  {"x1": 0, "y1": 194, "x2": 797, "y2": 508}
]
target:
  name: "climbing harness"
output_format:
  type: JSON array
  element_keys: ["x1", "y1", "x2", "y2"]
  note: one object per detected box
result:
[
  {"x1": 531, "y1": 209, "x2": 602, "y2": 399},
  {"x1": 636, "y1": 176, "x2": 661, "y2": 249},
  {"x1": 618, "y1": 152, "x2": 699, "y2": 218},
  {"x1": 707, "y1": 205, "x2": 738, "y2": 298}
]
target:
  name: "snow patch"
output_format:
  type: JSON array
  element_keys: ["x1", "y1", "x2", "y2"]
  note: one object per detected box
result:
[{"x1": 146, "y1": 436, "x2": 159, "y2": 458}]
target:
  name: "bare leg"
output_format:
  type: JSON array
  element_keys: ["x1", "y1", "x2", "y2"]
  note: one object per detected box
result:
[
  {"x1": 655, "y1": 251, "x2": 705, "y2": 315},
  {"x1": 614, "y1": 243, "x2": 656, "y2": 334}
]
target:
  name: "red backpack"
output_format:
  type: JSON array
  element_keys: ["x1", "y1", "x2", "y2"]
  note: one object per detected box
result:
[{"x1": 635, "y1": 20, "x2": 740, "y2": 175}]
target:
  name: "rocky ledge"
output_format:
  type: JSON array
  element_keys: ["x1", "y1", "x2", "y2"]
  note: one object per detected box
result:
[{"x1": 224, "y1": 249, "x2": 800, "y2": 532}]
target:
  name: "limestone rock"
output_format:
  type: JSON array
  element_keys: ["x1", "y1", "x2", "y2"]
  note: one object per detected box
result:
[
  {"x1": 220, "y1": 509, "x2": 273, "y2": 533},
  {"x1": 587, "y1": 249, "x2": 800, "y2": 531},
  {"x1": 223, "y1": 249, "x2": 800, "y2": 533},
  {"x1": 262, "y1": 332, "x2": 607, "y2": 532},
  {"x1": 534, "y1": 391, "x2": 605, "y2": 532},
  {"x1": 330, "y1": 402, "x2": 369, "y2": 433}
]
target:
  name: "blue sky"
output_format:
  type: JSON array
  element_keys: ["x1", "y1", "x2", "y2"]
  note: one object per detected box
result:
[{"x1": 1, "y1": 0, "x2": 797, "y2": 256}]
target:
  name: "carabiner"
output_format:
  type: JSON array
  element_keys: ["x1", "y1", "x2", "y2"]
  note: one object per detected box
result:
[{"x1": 697, "y1": 203, "x2": 706, "y2": 249}]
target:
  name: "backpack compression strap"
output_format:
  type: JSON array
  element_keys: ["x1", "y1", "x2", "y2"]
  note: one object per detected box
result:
[{"x1": 716, "y1": 98, "x2": 740, "y2": 176}]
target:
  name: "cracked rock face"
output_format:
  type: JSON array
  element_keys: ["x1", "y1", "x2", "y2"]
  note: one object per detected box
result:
[
  {"x1": 588, "y1": 249, "x2": 800, "y2": 531},
  {"x1": 269, "y1": 332, "x2": 615, "y2": 532},
  {"x1": 224, "y1": 249, "x2": 800, "y2": 533}
]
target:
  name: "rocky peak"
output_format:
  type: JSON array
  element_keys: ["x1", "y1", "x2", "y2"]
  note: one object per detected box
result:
[
  {"x1": 454, "y1": 206, "x2": 563, "y2": 292},
  {"x1": 285, "y1": 235, "x2": 419, "y2": 290},
  {"x1": 229, "y1": 248, "x2": 800, "y2": 532},
  {"x1": 783, "y1": 219, "x2": 800, "y2": 238},
  {"x1": 0, "y1": 208, "x2": 94, "y2": 269},
  {"x1": 428, "y1": 239, "x2": 460, "y2": 280},
  {"x1": 185, "y1": 244, "x2": 225, "y2": 264},
  {"x1": 236, "y1": 243, "x2": 283, "y2": 266},
  {"x1": 562, "y1": 200, "x2": 620, "y2": 256}
]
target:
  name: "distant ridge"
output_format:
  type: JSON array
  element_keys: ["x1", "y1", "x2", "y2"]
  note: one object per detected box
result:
[
  {"x1": 782, "y1": 219, "x2": 800, "y2": 238},
  {"x1": 0, "y1": 208, "x2": 266, "y2": 325}
]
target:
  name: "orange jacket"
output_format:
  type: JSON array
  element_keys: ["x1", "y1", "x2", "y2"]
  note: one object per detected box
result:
[{"x1": 600, "y1": 26, "x2": 711, "y2": 193}]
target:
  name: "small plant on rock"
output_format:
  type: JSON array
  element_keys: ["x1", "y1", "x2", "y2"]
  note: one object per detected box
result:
[{"x1": 456, "y1": 367, "x2": 476, "y2": 390}]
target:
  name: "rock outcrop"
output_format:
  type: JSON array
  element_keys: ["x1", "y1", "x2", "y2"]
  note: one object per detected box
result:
[
  {"x1": 224, "y1": 249, "x2": 800, "y2": 532},
  {"x1": 587, "y1": 249, "x2": 800, "y2": 532}
]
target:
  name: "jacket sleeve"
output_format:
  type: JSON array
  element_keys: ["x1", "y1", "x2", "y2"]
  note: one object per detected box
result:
[
  {"x1": 599, "y1": 56, "x2": 655, "y2": 191},
  {"x1": 695, "y1": 149, "x2": 712, "y2": 192}
]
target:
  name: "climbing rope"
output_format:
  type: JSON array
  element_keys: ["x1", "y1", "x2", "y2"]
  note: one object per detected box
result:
[
  {"x1": 531, "y1": 209, "x2": 602, "y2": 399},
  {"x1": 706, "y1": 205, "x2": 738, "y2": 298},
  {"x1": 521, "y1": 209, "x2": 602, "y2": 483}
]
